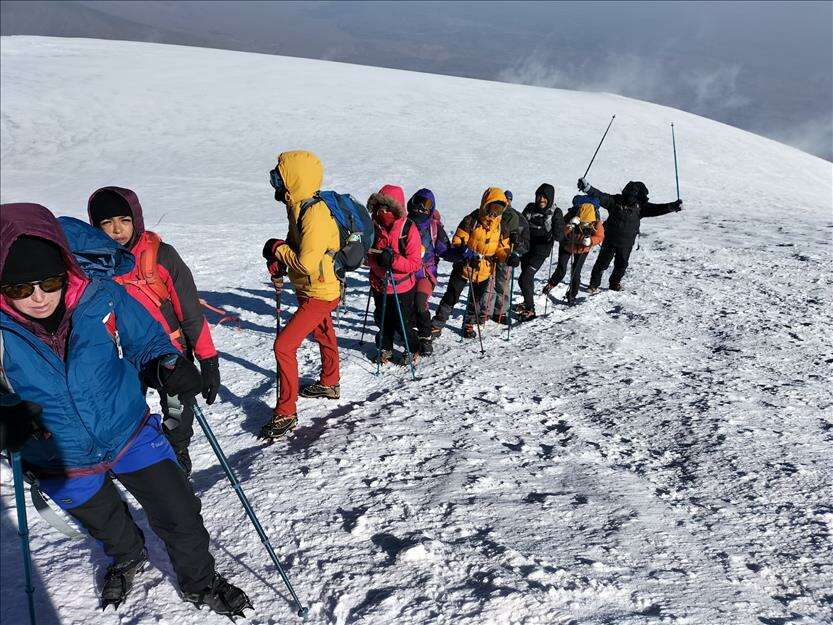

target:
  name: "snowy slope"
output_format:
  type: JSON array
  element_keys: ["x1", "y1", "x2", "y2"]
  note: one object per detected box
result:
[{"x1": 1, "y1": 37, "x2": 832, "y2": 625}]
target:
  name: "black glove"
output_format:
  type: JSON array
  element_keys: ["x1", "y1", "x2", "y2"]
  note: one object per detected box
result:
[
  {"x1": 673, "y1": 199, "x2": 683, "y2": 212},
  {"x1": 377, "y1": 247, "x2": 395, "y2": 270},
  {"x1": 198, "y1": 356, "x2": 221, "y2": 405},
  {"x1": 577, "y1": 178, "x2": 590, "y2": 192},
  {"x1": 506, "y1": 252, "x2": 521, "y2": 268},
  {"x1": 0, "y1": 396, "x2": 41, "y2": 452},
  {"x1": 262, "y1": 238, "x2": 285, "y2": 261},
  {"x1": 151, "y1": 355, "x2": 203, "y2": 401}
]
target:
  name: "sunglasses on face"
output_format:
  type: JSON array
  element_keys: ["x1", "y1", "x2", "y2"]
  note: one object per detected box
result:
[
  {"x1": 269, "y1": 169, "x2": 285, "y2": 191},
  {"x1": 1, "y1": 274, "x2": 67, "y2": 300}
]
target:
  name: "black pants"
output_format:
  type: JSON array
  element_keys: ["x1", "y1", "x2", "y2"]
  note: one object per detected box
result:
[
  {"x1": 519, "y1": 249, "x2": 551, "y2": 311},
  {"x1": 432, "y1": 266, "x2": 489, "y2": 327},
  {"x1": 373, "y1": 287, "x2": 419, "y2": 352},
  {"x1": 412, "y1": 278, "x2": 435, "y2": 340},
  {"x1": 549, "y1": 248, "x2": 588, "y2": 298},
  {"x1": 160, "y1": 393, "x2": 194, "y2": 456},
  {"x1": 589, "y1": 241, "x2": 633, "y2": 289},
  {"x1": 66, "y1": 459, "x2": 214, "y2": 593}
]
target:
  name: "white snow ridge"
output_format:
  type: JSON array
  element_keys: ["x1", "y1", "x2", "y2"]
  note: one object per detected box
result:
[{"x1": 2, "y1": 37, "x2": 832, "y2": 625}]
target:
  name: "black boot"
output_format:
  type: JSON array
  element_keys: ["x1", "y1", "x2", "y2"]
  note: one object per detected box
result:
[
  {"x1": 183, "y1": 572, "x2": 252, "y2": 618},
  {"x1": 418, "y1": 337, "x2": 433, "y2": 357},
  {"x1": 100, "y1": 549, "x2": 148, "y2": 610},
  {"x1": 258, "y1": 413, "x2": 297, "y2": 440}
]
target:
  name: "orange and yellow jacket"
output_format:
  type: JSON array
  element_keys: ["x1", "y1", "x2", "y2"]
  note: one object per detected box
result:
[
  {"x1": 563, "y1": 200, "x2": 605, "y2": 255},
  {"x1": 272, "y1": 151, "x2": 342, "y2": 301},
  {"x1": 451, "y1": 187, "x2": 511, "y2": 283}
]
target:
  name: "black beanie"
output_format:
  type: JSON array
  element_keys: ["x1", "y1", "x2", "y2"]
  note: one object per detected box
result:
[
  {"x1": 89, "y1": 189, "x2": 132, "y2": 226},
  {"x1": 1, "y1": 235, "x2": 67, "y2": 284}
]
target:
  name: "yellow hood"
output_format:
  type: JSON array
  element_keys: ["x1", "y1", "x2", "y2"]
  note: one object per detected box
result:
[
  {"x1": 277, "y1": 150, "x2": 324, "y2": 215},
  {"x1": 479, "y1": 187, "x2": 508, "y2": 212},
  {"x1": 577, "y1": 202, "x2": 597, "y2": 224}
]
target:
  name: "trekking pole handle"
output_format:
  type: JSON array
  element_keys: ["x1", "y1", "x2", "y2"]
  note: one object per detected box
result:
[{"x1": 582, "y1": 115, "x2": 616, "y2": 179}]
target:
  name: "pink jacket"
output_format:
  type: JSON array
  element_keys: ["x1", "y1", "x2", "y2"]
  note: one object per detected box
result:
[{"x1": 367, "y1": 185, "x2": 422, "y2": 294}]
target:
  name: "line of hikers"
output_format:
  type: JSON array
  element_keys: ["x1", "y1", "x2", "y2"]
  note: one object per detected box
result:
[{"x1": 0, "y1": 149, "x2": 681, "y2": 618}]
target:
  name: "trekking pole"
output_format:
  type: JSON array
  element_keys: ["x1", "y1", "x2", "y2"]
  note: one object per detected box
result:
[
  {"x1": 11, "y1": 451, "x2": 38, "y2": 625},
  {"x1": 671, "y1": 122, "x2": 680, "y2": 200},
  {"x1": 458, "y1": 281, "x2": 471, "y2": 344},
  {"x1": 504, "y1": 244, "x2": 516, "y2": 342},
  {"x1": 375, "y1": 275, "x2": 389, "y2": 376},
  {"x1": 387, "y1": 270, "x2": 416, "y2": 380},
  {"x1": 467, "y1": 271, "x2": 486, "y2": 355},
  {"x1": 359, "y1": 287, "x2": 372, "y2": 345},
  {"x1": 505, "y1": 263, "x2": 515, "y2": 341},
  {"x1": 191, "y1": 403, "x2": 308, "y2": 617},
  {"x1": 582, "y1": 114, "x2": 616, "y2": 179},
  {"x1": 543, "y1": 245, "x2": 556, "y2": 315}
]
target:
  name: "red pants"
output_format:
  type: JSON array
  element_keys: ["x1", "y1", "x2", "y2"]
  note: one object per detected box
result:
[{"x1": 274, "y1": 296, "x2": 340, "y2": 416}]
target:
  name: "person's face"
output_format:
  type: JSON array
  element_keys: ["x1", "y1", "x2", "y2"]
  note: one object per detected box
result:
[
  {"x1": 4, "y1": 277, "x2": 64, "y2": 319},
  {"x1": 537, "y1": 195, "x2": 548, "y2": 209},
  {"x1": 99, "y1": 216, "x2": 134, "y2": 246}
]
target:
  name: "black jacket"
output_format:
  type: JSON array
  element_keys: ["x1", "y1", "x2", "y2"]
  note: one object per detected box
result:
[
  {"x1": 523, "y1": 202, "x2": 564, "y2": 255},
  {"x1": 501, "y1": 205, "x2": 531, "y2": 257},
  {"x1": 586, "y1": 186, "x2": 677, "y2": 247}
]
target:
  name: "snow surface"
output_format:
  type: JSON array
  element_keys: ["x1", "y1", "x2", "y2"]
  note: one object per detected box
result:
[{"x1": 1, "y1": 37, "x2": 832, "y2": 625}]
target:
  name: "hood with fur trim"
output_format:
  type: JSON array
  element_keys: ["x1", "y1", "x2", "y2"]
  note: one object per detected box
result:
[{"x1": 368, "y1": 184, "x2": 406, "y2": 218}]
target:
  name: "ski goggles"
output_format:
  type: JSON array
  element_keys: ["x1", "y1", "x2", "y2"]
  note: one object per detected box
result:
[
  {"x1": 269, "y1": 169, "x2": 285, "y2": 192},
  {"x1": 1, "y1": 274, "x2": 67, "y2": 300},
  {"x1": 411, "y1": 197, "x2": 433, "y2": 214},
  {"x1": 483, "y1": 202, "x2": 506, "y2": 218}
]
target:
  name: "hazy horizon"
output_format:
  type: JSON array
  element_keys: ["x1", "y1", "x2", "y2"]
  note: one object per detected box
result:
[{"x1": 2, "y1": 0, "x2": 831, "y2": 161}]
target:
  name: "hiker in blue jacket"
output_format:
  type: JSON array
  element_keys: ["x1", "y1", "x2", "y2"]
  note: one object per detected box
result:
[{"x1": 0, "y1": 203, "x2": 250, "y2": 617}]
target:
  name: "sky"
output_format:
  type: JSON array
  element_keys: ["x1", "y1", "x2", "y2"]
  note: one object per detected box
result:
[{"x1": 2, "y1": 0, "x2": 832, "y2": 160}]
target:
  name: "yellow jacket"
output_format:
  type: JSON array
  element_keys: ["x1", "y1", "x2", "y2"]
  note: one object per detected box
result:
[
  {"x1": 452, "y1": 187, "x2": 511, "y2": 283},
  {"x1": 272, "y1": 151, "x2": 342, "y2": 300}
]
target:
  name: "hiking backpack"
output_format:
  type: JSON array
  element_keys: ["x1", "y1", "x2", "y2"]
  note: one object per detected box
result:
[{"x1": 301, "y1": 191, "x2": 375, "y2": 280}]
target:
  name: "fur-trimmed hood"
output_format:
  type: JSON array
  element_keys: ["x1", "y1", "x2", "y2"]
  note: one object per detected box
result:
[{"x1": 368, "y1": 184, "x2": 406, "y2": 218}]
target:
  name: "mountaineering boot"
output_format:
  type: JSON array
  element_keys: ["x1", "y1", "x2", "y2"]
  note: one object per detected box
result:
[
  {"x1": 300, "y1": 381, "x2": 340, "y2": 399},
  {"x1": 463, "y1": 324, "x2": 477, "y2": 339},
  {"x1": 609, "y1": 282, "x2": 625, "y2": 292},
  {"x1": 183, "y1": 572, "x2": 252, "y2": 618},
  {"x1": 430, "y1": 325, "x2": 443, "y2": 339},
  {"x1": 518, "y1": 309, "x2": 537, "y2": 323},
  {"x1": 100, "y1": 549, "x2": 148, "y2": 610},
  {"x1": 587, "y1": 287, "x2": 600, "y2": 296},
  {"x1": 418, "y1": 337, "x2": 433, "y2": 357},
  {"x1": 564, "y1": 289, "x2": 577, "y2": 305},
  {"x1": 175, "y1": 447, "x2": 193, "y2": 476},
  {"x1": 511, "y1": 302, "x2": 527, "y2": 314},
  {"x1": 258, "y1": 413, "x2": 297, "y2": 440},
  {"x1": 374, "y1": 349, "x2": 393, "y2": 364}
]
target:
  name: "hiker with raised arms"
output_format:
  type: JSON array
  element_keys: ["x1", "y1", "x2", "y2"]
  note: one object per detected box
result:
[
  {"x1": 577, "y1": 177, "x2": 682, "y2": 293},
  {"x1": 0, "y1": 203, "x2": 250, "y2": 617},
  {"x1": 88, "y1": 186, "x2": 220, "y2": 476}
]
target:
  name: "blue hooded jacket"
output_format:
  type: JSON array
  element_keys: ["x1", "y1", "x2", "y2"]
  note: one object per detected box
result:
[{"x1": 1, "y1": 204, "x2": 175, "y2": 475}]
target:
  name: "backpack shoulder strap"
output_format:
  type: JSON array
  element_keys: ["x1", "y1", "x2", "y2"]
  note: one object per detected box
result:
[
  {"x1": 114, "y1": 231, "x2": 170, "y2": 306},
  {"x1": 399, "y1": 219, "x2": 413, "y2": 255}
]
